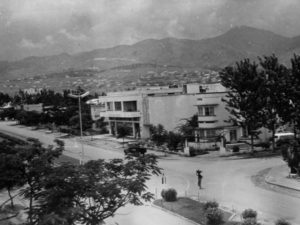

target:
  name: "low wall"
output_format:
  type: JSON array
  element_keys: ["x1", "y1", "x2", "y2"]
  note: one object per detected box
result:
[{"x1": 188, "y1": 141, "x2": 220, "y2": 150}]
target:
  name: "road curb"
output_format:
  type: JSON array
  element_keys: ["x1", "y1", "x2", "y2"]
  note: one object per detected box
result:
[
  {"x1": 265, "y1": 166, "x2": 300, "y2": 192},
  {"x1": 228, "y1": 212, "x2": 237, "y2": 221}
]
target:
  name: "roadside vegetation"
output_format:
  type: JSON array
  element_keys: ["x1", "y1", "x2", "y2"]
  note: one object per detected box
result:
[
  {"x1": 0, "y1": 137, "x2": 161, "y2": 225},
  {"x1": 0, "y1": 87, "x2": 109, "y2": 136},
  {"x1": 1, "y1": 54, "x2": 300, "y2": 224}
]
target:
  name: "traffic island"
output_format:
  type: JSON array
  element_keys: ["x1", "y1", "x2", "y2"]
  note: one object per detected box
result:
[{"x1": 153, "y1": 197, "x2": 238, "y2": 225}]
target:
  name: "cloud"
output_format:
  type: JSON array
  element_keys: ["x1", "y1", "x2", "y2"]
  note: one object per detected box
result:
[
  {"x1": 45, "y1": 35, "x2": 55, "y2": 44},
  {"x1": 58, "y1": 29, "x2": 89, "y2": 41},
  {"x1": 2, "y1": 0, "x2": 300, "y2": 61},
  {"x1": 19, "y1": 38, "x2": 45, "y2": 49}
]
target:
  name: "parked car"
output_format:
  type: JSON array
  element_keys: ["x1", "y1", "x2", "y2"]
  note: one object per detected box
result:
[
  {"x1": 124, "y1": 146, "x2": 147, "y2": 156},
  {"x1": 273, "y1": 132, "x2": 295, "y2": 147}
]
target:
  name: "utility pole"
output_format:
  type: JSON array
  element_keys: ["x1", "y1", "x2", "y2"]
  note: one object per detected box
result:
[{"x1": 68, "y1": 87, "x2": 90, "y2": 165}]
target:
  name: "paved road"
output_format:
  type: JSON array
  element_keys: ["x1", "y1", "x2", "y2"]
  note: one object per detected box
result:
[{"x1": 1, "y1": 121, "x2": 300, "y2": 225}]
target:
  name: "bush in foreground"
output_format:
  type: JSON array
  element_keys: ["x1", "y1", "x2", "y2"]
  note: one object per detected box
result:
[
  {"x1": 205, "y1": 207, "x2": 223, "y2": 224},
  {"x1": 232, "y1": 146, "x2": 240, "y2": 152},
  {"x1": 274, "y1": 218, "x2": 291, "y2": 225},
  {"x1": 242, "y1": 208, "x2": 257, "y2": 220},
  {"x1": 241, "y1": 218, "x2": 261, "y2": 225},
  {"x1": 161, "y1": 188, "x2": 177, "y2": 202},
  {"x1": 202, "y1": 200, "x2": 219, "y2": 212}
]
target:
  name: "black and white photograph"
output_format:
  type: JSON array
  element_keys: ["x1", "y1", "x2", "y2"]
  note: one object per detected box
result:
[{"x1": 1, "y1": 1, "x2": 300, "y2": 225}]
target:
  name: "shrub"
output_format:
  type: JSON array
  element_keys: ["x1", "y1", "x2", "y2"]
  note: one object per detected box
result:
[
  {"x1": 241, "y1": 218, "x2": 261, "y2": 225},
  {"x1": 242, "y1": 209, "x2": 257, "y2": 219},
  {"x1": 163, "y1": 188, "x2": 177, "y2": 202},
  {"x1": 203, "y1": 200, "x2": 219, "y2": 212},
  {"x1": 99, "y1": 126, "x2": 109, "y2": 134},
  {"x1": 274, "y1": 219, "x2": 291, "y2": 225},
  {"x1": 232, "y1": 146, "x2": 240, "y2": 152},
  {"x1": 260, "y1": 142, "x2": 270, "y2": 149},
  {"x1": 189, "y1": 146, "x2": 207, "y2": 156},
  {"x1": 205, "y1": 207, "x2": 223, "y2": 224},
  {"x1": 276, "y1": 138, "x2": 292, "y2": 148}
]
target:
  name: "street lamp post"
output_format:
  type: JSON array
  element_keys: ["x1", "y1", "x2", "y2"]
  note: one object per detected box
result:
[{"x1": 68, "y1": 89, "x2": 90, "y2": 165}]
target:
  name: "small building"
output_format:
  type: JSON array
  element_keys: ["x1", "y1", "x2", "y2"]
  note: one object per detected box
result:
[{"x1": 20, "y1": 104, "x2": 43, "y2": 113}]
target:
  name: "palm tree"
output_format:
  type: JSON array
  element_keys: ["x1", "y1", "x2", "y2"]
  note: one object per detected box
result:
[
  {"x1": 149, "y1": 124, "x2": 168, "y2": 146},
  {"x1": 117, "y1": 124, "x2": 131, "y2": 148},
  {"x1": 175, "y1": 114, "x2": 198, "y2": 141}
]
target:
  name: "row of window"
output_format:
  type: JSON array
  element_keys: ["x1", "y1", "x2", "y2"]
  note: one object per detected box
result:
[
  {"x1": 197, "y1": 129, "x2": 237, "y2": 141},
  {"x1": 198, "y1": 106, "x2": 215, "y2": 116},
  {"x1": 109, "y1": 117, "x2": 140, "y2": 121},
  {"x1": 106, "y1": 101, "x2": 137, "y2": 111}
]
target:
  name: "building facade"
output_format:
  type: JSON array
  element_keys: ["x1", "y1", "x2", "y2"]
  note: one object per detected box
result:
[
  {"x1": 193, "y1": 84, "x2": 243, "y2": 142},
  {"x1": 96, "y1": 83, "x2": 292, "y2": 144},
  {"x1": 97, "y1": 87, "x2": 194, "y2": 139},
  {"x1": 97, "y1": 83, "x2": 243, "y2": 142}
]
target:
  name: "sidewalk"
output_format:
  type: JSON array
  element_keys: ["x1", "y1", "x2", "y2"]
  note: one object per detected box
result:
[{"x1": 266, "y1": 164, "x2": 300, "y2": 191}]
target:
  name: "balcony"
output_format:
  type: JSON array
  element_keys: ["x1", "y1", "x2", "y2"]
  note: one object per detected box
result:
[
  {"x1": 198, "y1": 122, "x2": 218, "y2": 129},
  {"x1": 101, "y1": 110, "x2": 141, "y2": 118},
  {"x1": 198, "y1": 115, "x2": 217, "y2": 122}
]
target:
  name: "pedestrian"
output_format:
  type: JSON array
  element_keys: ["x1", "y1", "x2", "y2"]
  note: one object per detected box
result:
[{"x1": 196, "y1": 169, "x2": 203, "y2": 189}]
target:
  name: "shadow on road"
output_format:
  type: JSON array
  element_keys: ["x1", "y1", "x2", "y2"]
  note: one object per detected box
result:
[{"x1": 221, "y1": 152, "x2": 282, "y2": 160}]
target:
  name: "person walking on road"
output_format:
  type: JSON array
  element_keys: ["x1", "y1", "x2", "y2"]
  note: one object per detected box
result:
[{"x1": 196, "y1": 169, "x2": 203, "y2": 189}]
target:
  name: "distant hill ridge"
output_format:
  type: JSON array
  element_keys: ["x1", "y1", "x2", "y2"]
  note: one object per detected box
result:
[{"x1": 1, "y1": 25, "x2": 300, "y2": 80}]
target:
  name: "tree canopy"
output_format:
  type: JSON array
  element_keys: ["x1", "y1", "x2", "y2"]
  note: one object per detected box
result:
[{"x1": 31, "y1": 155, "x2": 161, "y2": 225}]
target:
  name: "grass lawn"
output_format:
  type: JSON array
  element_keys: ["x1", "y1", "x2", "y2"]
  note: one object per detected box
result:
[{"x1": 153, "y1": 197, "x2": 240, "y2": 225}]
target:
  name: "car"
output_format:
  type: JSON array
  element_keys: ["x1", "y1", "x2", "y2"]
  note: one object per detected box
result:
[{"x1": 124, "y1": 146, "x2": 147, "y2": 156}]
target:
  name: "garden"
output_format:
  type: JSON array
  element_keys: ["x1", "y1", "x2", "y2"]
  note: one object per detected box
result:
[{"x1": 153, "y1": 188, "x2": 293, "y2": 225}]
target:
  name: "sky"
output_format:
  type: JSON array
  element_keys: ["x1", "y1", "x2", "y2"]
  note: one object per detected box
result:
[{"x1": 1, "y1": 0, "x2": 300, "y2": 61}]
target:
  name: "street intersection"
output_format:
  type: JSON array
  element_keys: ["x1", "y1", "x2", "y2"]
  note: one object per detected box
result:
[{"x1": 0, "y1": 121, "x2": 299, "y2": 225}]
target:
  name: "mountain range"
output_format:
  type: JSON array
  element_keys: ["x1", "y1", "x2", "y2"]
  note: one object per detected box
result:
[{"x1": 1, "y1": 25, "x2": 300, "y2": 81}]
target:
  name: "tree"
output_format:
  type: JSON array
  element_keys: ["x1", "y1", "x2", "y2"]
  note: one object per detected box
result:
[
  {"x1": 94, "y1": 117, "x2": 109, "y2": 130},
  {"x1": 0, "y1": 108, "x2": 17, "y2": 120},
  {"x1": 69, "y1": 113, "x2": 94, "y2": 133},
  {"x1": 259, "y1": 55, "x2": 290, "y2": 151},
  {"x1": 116, "y1": 124, "x2": 131, "y2": 148},
  {"x1": 167, "y1": 131, "x2": 184, "y2": 151},
  {"x1": 286, "y1": 54, "x2": 300, "y2": 136},
  {"x1": 18, "y1": 138, "x2": 64, "y2": 224},
  {"x1": 0, "y1": 154, "x2": 25, "y2": 208},
  {"x1": 280, "y1": 139, "x2": 300, "y2": 174},
  {"x1": 0, "y1": 195, "x2": 21, "y2": 222},
  {"x1": 31, "y1": 155, "x2": 162, "y2": 225},
  {"x1": 220, "y1": 59, "x2": 265, "y2": 154},
  {"x1": 175, "y1": 114, "x2": 198, "y2": 142},
  {"x1": 0, "y1": 140, "x2": 25, "y2": 208},
  {"x1": 149, "y1": 124, "x2": 168, "y2": 146}
]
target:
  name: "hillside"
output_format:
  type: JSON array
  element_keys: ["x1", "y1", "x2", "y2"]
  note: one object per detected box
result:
[{"x1": 1, "y1": 26, "x2": 300, "y2": 94}]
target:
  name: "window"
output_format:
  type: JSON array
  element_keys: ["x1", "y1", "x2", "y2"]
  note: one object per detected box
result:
[
  {"x1": 107, "y1": 102, "x2": 113, "y2": 111},
  {"x1": 198, "y1": 130, "x2": 205, "y2": 138},
  {"x1": 198, "y1": 106, "x2": 214, "y2": 116},
  {"x1": 205, "y1": 107, "x2": 214, "y2": 116},
  {"x1": 206, "y1": 130, "x2": 216, "y2": 137},
  {"x1": 123, "y1": 101, "x2": 137, "y2": 111},
  {"x1": 230, "y1": 130, "x2": 237, "y2": 141},
  {"x1": 115, "y1": 102, "x2": 122, "y2": 111},
  {"x1": 198, "y1": 106, "x2": 203, "y2": 115},
  {"x1": 242, "y1": 126, "x2": 248, "y2": 137},
  {"x1": 199, "y1": 86, "x2": 206, "y2": 93}
]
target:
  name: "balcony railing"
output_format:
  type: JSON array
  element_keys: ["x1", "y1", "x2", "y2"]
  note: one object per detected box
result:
[{"x1": 101, "y1": 110, "x2": 141, "y2": 118}]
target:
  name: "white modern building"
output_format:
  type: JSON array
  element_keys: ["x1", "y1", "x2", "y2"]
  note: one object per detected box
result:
[
  {"x1": 96, "y1": 83, "x2": 243, "y2": 141},
  {"x1": 93, "y1": 82, "x2": 293, "y2": 144}
]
